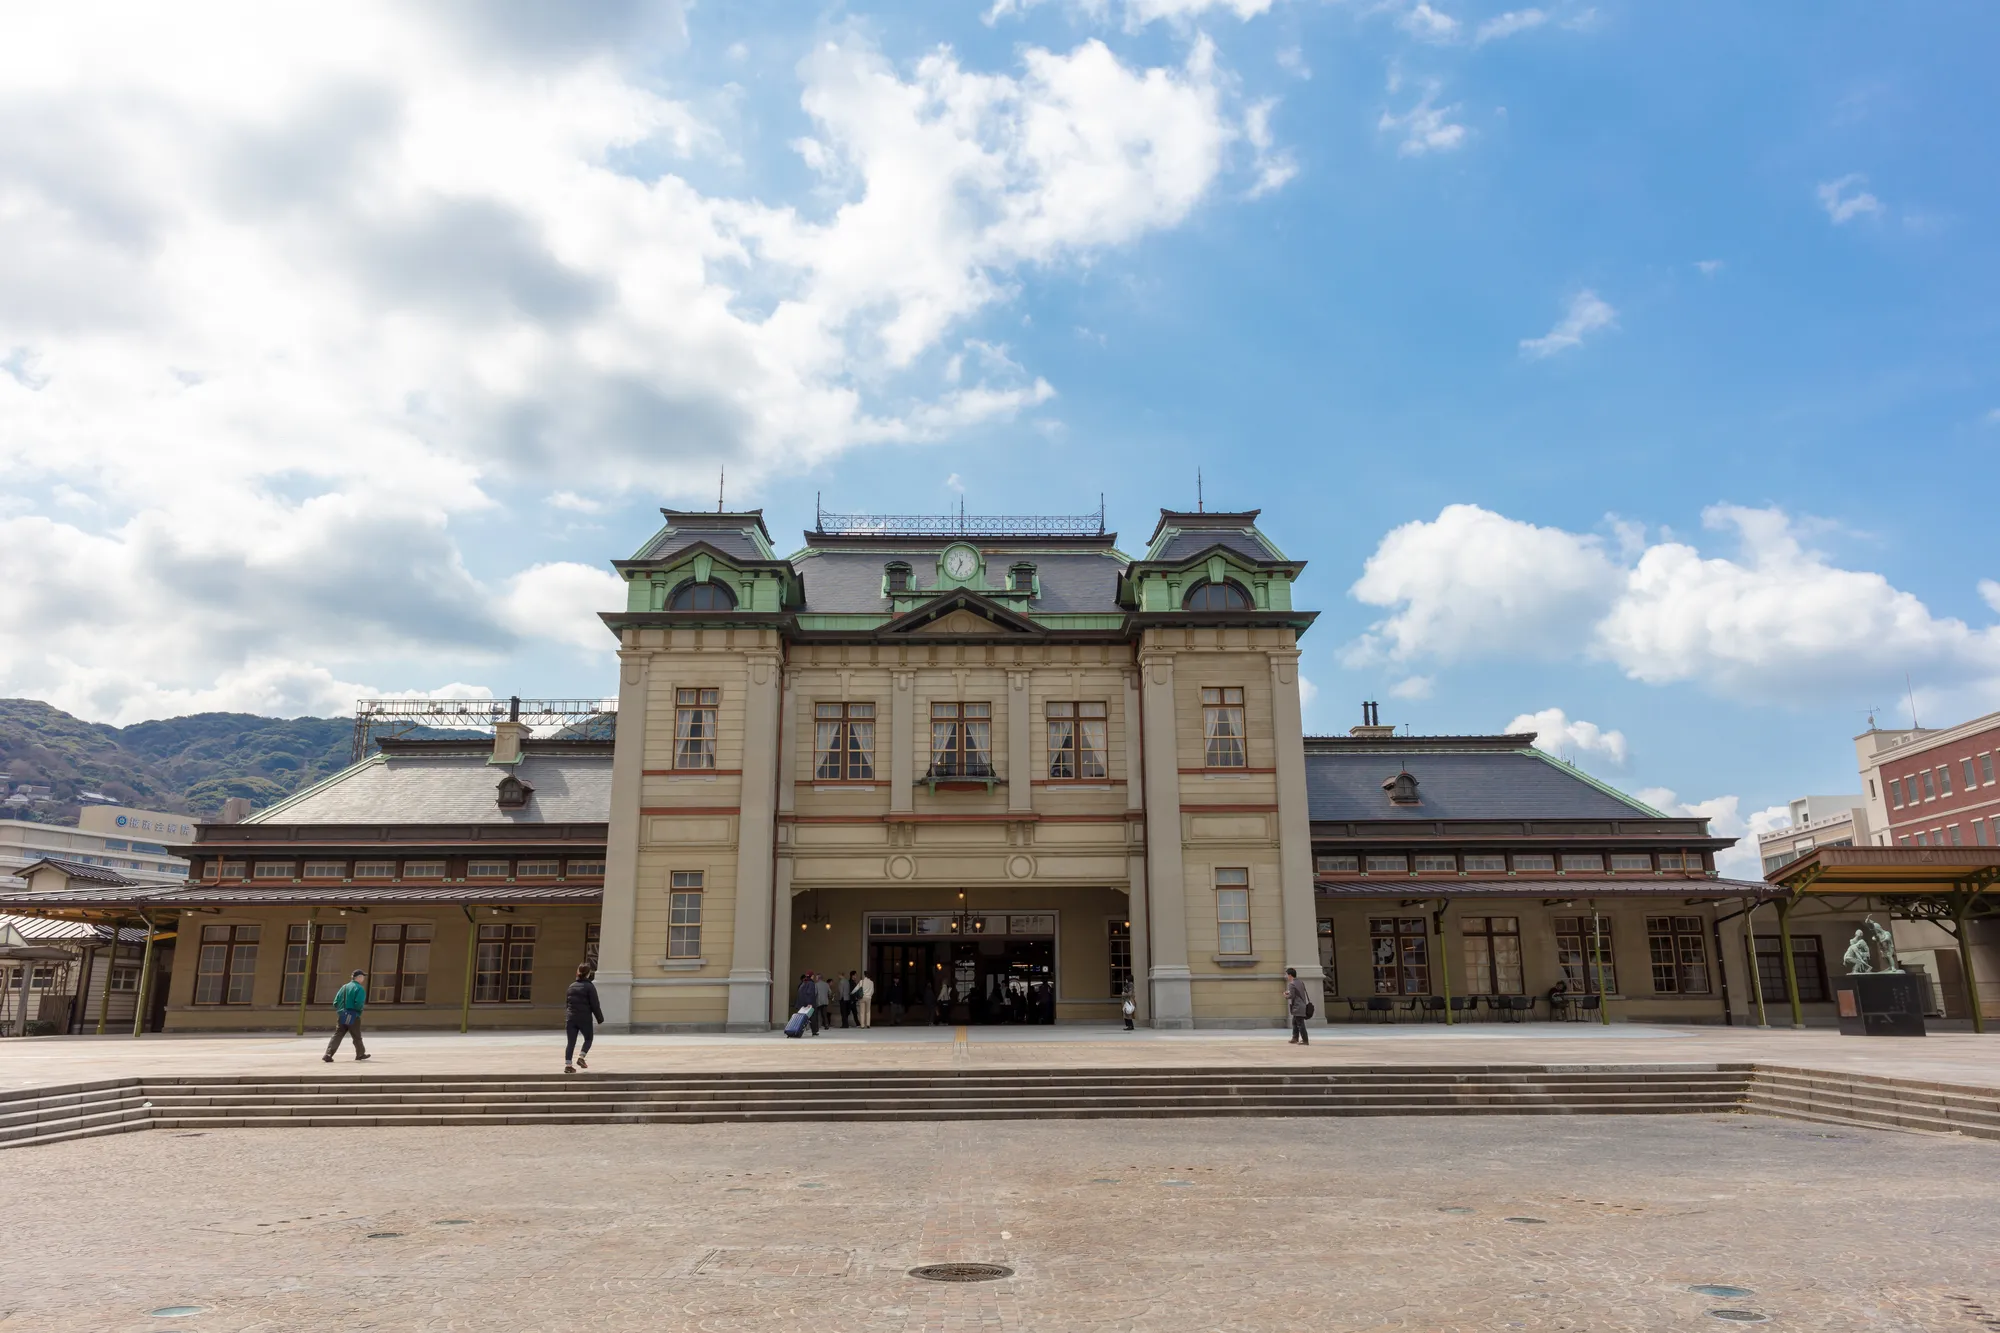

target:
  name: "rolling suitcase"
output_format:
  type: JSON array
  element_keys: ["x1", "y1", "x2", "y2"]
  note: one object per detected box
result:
[{"x1": 784, "y1": 1006, "x2": 812, "y2": 1038}]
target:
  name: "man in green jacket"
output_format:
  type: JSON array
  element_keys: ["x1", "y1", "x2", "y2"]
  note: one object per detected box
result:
[{"x1": 323, "y1": 969, "x2": 372, "y2": 1062}]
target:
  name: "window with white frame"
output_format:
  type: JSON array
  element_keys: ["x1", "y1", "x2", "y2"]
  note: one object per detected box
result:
[
  {"x1": 1046, "y1": 701, "x2": 1109, "y2": 780},
  {"x1": 303, "y1": 861, "x2": 345, "y2": 878},
  {"x1": 1365, "y1": 854, "x2": 1408, "y2": 874},
  {"x1": 1610, "y1": 853, "x2": 1653, "y2": 872},
  {"x1": 815, "y1": 702, "x2": 877, "y2": 781},
  {"x1": 1513, "y1": 853, "x2": 1555, "y2": 872},
  {"x1": 1315, "y1": 854, "x2": 1358, "y2": 874},
  {"x1": 567, "y1": 859, "x2": 606, "y2": 876},
  {"x1": 669, "y1": 871, "x2": 704, "y2": 958},
  {"x1": 1214, "y1": 868, "x2": 1251, "y2": 955},
  {"x1": 467, "y1": 859, "x2": 510, "y2": 878},
  {"x1": 1414, "y1": 854, "x2": 1456, "y2": 872},
  {"x1": 1200, "y1": 687, "x2": 1247, "y2": 767},
  {"x1": 1463, "y1": 854, "x2": 1506, "y2": 873},
  {"x1": 516, "y1": 859, "x2": 559, "y2": 876},
  {"x1": 252, "y1": 862, "x2": 294, "y2": 880},
  {"x1": 353, "y1": 860, "x2": 395, "y2": 879},
  {"x1": 1561, "y1": 853, "x2": 1605, "y2": 872}
]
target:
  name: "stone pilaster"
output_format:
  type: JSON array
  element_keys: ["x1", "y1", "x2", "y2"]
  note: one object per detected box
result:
[
  {"x1": 596, "y1": 643, "x2": 648, "y2": 1029},
  {"x1": 1269, "y1": 647, "x2": 1325, "y2": 1018},
  {"x1": 725, "y1": 647, "x2": 783, "y2": 1031},
  {"x1": 1123, "y1": 667, "x2": 1151, "y2": 1023},
  {"x1": 1007, "y1": 668, "x2": 1033, "y2": 812},
  {"x1": 890, "y1": 669, "x2": 916, "y2": 814},
  {"x1": 769, "y1": 853, "x2": 795, "y2": 1026},
  {"x1": 1139, "y1": 648, "x2": 1192, "y2": 1028}
]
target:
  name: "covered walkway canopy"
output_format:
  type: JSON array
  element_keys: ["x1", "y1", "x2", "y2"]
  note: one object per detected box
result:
[{"x1": 1766, "y1": 845, "x2": 1997, "y2": 1032}]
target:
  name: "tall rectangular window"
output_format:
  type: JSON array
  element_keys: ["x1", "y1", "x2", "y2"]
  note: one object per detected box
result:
[
  {"x1": 1201, "y1": 687, "x2": 1247, "y2": 767},
  {"x1": 1108, "y1": 919, "x2": 1132, "y2": 997},
  {"x1": 1046, "y1": 701, "x2": 1109, "y2": 779},
  {"x1": 1646, "y1": 916, "x2": 1710, "y2": 994},
  {"x1": 281, "y1": 923, "x2": 347, "y2": 1005},
  {"x1": 369, "y1": 924, "x2": 432, "y2": 1004},
  {"x1": 1976, "y1": 820, "x2": 1989, "y2": 846},
  {"x1": 1214, "y1": 868, "x2": 1252, "y2": 955},
  {"x1": 674, "y1": 687, "x2": 720, "y2": 769},
  {"x1": 1461, "y1": 916, "x2": 1523, "y2": 995},
  {"x1": 1889, "y1": 778, "x2": 1904, "y2": 807},
  {"x1": 1553, "y1": 916, "x2": 1616, "y2": 995},
  {"x1": 1922, "y1": 771, "x2": 1935, "y2": 800},
  {"x1": 474, "y1": 924, "x2": 537, "y2": 1003},
  {"x1": 1964, "y1": 759, "x2": 1978, "y2": 790},
  {"x1": 585, "y1": 922, "x2": 602, "y2": 969},
  {"x1": 669, "y1": 871, "x2": 704, "y2": 958},
  {"x1": 1753, "y1": 935, "x2": 1827, "y2": 1003},
  {"x1": 814, "y1": 702, "x2": 876, "y2": 780},
  {"x1": 1937, "y1": 765, "x2": 1952, "y2": 796},
  {"x1": 1369, "y1": 917, "x2": 1429, "y2": 995},
  {"x1": 193, "y1": 924, "x2": 260, "y2": 1005},
  {"x1": 929, "y1": 702, "x2": 993, "y2": 777},
  {"x1": 1983, "y1": 754, "x2": 1994, "y2": 785},
  {"x1": 1949, "y1": 825, "x2": 1963, "y2": 845}
]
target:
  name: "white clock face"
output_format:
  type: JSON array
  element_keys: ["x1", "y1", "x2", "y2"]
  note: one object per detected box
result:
[{"x1": 944, "y1": 546, "x2": 978, "y2": 580}]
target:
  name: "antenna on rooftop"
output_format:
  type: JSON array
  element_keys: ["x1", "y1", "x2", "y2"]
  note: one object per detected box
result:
[
  {"x1": 1906, "y1": 673, "x2": 1920, "y2": 729},
  {"x1": 1864, "y1": 706, "x2": 1880, "y2": 730},
  {"x1": 718, "y1": 467, "x2": 725, "y2": 513},
  {"x1": 1197, "y1": 469, "x2": 1204, "y2": 512}
]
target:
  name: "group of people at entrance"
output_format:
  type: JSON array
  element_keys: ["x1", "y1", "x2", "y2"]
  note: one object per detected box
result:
[{"x1": 792, "y1": 970, "x2": 875, "y2": 1034}]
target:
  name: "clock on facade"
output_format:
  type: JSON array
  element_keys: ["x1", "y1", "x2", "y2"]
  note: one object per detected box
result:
[{"x1": 942, "y1": 544, "x2": 980, "y2": 582}]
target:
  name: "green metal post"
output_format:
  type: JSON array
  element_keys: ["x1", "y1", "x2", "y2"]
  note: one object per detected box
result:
[
  {"x1": 1744, "y1": 898, "x2": 1769, "y2": 1029},
  {"x1": 130, "y1": 915, "x2": 157, "y2": 1038},
  {"x1": 460, "y1": 905, "x2": 479, "y2": 1034},
  {"x1": 1775, "y1": 898, "x2": 1804, "y2": 1029},
  {"x1": 295, "y1": 912, "x2": 318, "y2": 1038},
  {"x1": 1954, "y1": 892, "x2": 1985, "y2": 1035},
  {"x1": 94, "y1": 918, "x2": 120, "y2": 1035},
  {"x1": 1436, "y1": 902, "x2": 1453, "y2": 1024}
]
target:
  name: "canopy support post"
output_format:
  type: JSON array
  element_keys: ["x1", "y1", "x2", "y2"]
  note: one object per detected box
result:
[
  {"x1": 131, "y1": 914, "x2": 157, "y2": 1038},
  {"x1": 1775, "y1": 897, "x2": 1804, "y2": 1029}
]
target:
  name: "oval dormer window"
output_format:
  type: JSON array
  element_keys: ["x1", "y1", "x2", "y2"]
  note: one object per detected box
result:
[
  {"x1": 1183, "y1": 579, "x2": 1251, "y2": 611},
  {"x1": 669, "y1": 580, "x2": 737, "y2": 611}
]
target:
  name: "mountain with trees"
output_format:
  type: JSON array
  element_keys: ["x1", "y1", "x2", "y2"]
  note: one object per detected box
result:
[{"x1": 0, "y1": 699, "x2": 356, "y2": 823}]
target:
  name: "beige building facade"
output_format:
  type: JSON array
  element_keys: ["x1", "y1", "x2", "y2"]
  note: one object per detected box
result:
[{"x1": 593, "y1": 506, "x2": 1325, "y2": 1030}]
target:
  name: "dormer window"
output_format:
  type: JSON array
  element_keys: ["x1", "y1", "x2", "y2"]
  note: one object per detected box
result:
[
  {"x1": 1382, "y1": 770, "x2": 1421, "y2": 806},
  {"x1": 669, "y1": 580, "x2": 736, "y2": 611},
  {"x1": 496, "y1": 774, "x2": 535, "y2": 810},
  {"x1": 1184, "y1": 579, "x2": 1251, "y2": 610},
  {"x1": 886, "y1": 562, "x2": 913, "y2": 594},
  {"x1": 1009, "y1": 563, "x2": 1035, "y2": 594}
]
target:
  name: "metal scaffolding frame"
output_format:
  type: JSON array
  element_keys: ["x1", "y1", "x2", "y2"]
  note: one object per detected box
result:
[{"x1": 351, "y1": 696, "x2": 618, "y2": 762}]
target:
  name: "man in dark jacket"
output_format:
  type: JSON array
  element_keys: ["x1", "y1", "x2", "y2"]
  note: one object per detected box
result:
[
  {"x1": 565, "y1": 964, "x2": 605, "y2": 1073},
  {"x1": 1284, "y1": 967, "x2": 1312, "y2": 1045},
  {"x1": 796, "y1": 972, "x2": 820, "y2": 1036}
]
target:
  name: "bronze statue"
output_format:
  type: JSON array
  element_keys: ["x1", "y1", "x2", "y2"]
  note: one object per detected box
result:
[{"x1": 1842, "y1": 915, "x2": 1900, "y2": 974}]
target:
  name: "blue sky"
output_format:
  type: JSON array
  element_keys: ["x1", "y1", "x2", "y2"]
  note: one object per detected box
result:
[{"x1": 2, "y1": 1, "x2": 1995, "y2": 867}]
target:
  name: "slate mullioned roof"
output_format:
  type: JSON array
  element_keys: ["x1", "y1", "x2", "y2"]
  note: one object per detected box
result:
[
  {"x1": 245, "y1": 742, "x2": 613, "y2": 826},
  {"x1": 1304, "y1": 747, "x2": 1662, "y2": 822},
  {"x1": 793, "y1": 548, "x2": 1126, "y2": 614},
  {"x1": 1151, "y1": 527, "x2": 1280, "y2": 562}
]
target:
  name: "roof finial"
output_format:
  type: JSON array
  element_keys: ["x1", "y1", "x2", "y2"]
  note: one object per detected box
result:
[
  {"x1": 1197, "y1": 468, "x2": 1203, "y2": 512},
  {"x1": 718, "y1": 466, "x2": 725, "y2": 513}
]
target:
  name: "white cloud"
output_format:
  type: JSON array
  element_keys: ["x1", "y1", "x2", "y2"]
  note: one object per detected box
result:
[
  {"x1": 0, "y1": 6, "x2": 1260, "y2": 722},
  {"x1": 945, "y1": 472, "x2": 967, "y2": 494},
  {"x1": 1343, "y1": 504, "x2": 1622, "y2": 666},
  {"x1": 1695, "y1": 259, "x2": 1724, "y2": 276},
  {"x1": 1983, "y1": 408, "x2": 2000, "y2": 427},
  {"x1": 1519, "y1": 289, "x2": 1617, "y2": 358},
  {"x1": 1244, "y1": 98, "x2": 1299, "y2": 197},
  {"x1": 1388, "y1": 675, "x2": 1434, "y2": 700},
  {"x1": 1474, "y1": 8, "x2": 1549, "y2": 42},
  {"x1": 1818, "y1": 173, "x2": 1884, "y2": 224},
  {"x1": 1505, "y1": 706, "x2": 1628, "y2": 767},
  {"x1": 1982, "y1": 580, "x2": 2000, "y2": 615},
  {"x1": 499, "y1": 562, "x2": 629, "y2": 654},
  {"x1": 1347, "y1": 503, "x2": 2000, "y2": 705},
  {"x1": 548, "y1": 491, "x2": 604, "y2": 514},
  {"x1": 1378, "y1": 82, "x2": 1466, "y2": 156},
  {"x1": 1636, "y1": 788, "x2": 1789, "y2": 879},
  {"x1": 1298, "y1": 675, "x2": 1319, "y2": 707},
  {"x1": 1399, "y1": 3, "x2": 1461, "y2": 41},
  {"x1": 983, "y1": 0, "x2": 1272, "y2": 28}
]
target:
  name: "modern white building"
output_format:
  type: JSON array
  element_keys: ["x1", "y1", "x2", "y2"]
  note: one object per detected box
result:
[
  {"x1": 1757, "y1": 795, "x2": 1870, "y2": 878},
  {"x1": 0, "y1": 806, "x2": 194, "y2": 890}
]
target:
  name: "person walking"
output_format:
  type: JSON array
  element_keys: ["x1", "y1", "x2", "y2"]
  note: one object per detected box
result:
[
  {"x1": 1284, "y1": 967, "x2": 1313, "y2": 1045},
  {"x1": 841, "y1": 970, "x2": 861, "y2": 1028},
  {"x1": 814, "y1": 973, "x2": 833, "y2": 1032},
  {"x1": 564, "y1": 963, "x2": 604, "y2": 1074},
  {"x1": 322, "y1": 969, "x2": 371, "y2": 1062},
  {"x1": 856, "y1": 971, "x2": 875, "y2": 1029},
  {"x1": 796, "y1": 972, "x2": 821, "y2": 1036}
]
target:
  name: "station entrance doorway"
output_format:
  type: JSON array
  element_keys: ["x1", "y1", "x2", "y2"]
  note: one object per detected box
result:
[{"x1": 865, "y1": 910, "x2": 1057, "y2": 1025}]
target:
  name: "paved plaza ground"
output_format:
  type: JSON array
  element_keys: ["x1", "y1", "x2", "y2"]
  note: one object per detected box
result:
[
  {"x1": 5, "y1": 1110, "x2": 1999, "y2": 1331},
  {"x1": 5, "y1": 1021, "x2": 2000, "y2": 1094}
]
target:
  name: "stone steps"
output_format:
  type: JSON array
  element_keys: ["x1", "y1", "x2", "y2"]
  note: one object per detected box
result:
[{"x1": 3, "y1": 1063, "x2": 1993, "y2": 1151}]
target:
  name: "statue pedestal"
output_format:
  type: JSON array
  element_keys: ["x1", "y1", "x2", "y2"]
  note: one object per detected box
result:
[{"x1": 1834, "y1": 972, "x2": 1927, "y2": 1037}]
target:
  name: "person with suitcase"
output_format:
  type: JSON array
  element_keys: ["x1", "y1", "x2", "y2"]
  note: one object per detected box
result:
[{"x1": 796, "y1": 972, "x2": 821, "y2": 1036}]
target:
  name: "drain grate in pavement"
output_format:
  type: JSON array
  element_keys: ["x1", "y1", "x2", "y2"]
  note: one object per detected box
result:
[
  {"x1": 910, "y1": 1263, "x2": 1014, "y2": 1283},
  {"x1": 1691, "y1": 1286, "x2": 1754, "y2": 1299}
]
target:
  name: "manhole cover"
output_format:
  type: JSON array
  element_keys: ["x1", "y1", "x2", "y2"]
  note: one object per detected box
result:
[
  {"x1": 1692, "y1": 1286, "x2": 1754, "y2": 1299},
  {"x1": 1503, "y1": 1217, "x2": 1547, "y2": 1224},
  {"x1": 1708, "y1": 1312, "x2": 1769, "y2": 1324},
  {"x1": 909, "y1": 1263, "x2": 1014, "y2": 1283},
  {"x1": 149, "y1": 1308, "x2": 205, "y2": 1319}
]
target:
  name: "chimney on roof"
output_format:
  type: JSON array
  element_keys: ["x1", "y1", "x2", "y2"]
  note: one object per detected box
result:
[
  {"x1": 1350, "y1": 700, "x2": 1395, "y2": 739},
  {"x1": 491, "y1": 696, "x2": 529, "y2": 766}
]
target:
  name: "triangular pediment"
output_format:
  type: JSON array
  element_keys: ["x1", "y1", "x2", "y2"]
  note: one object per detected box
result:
[{"x1": 879, "y1": 590, "x2": 1044, "y2": 637}]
